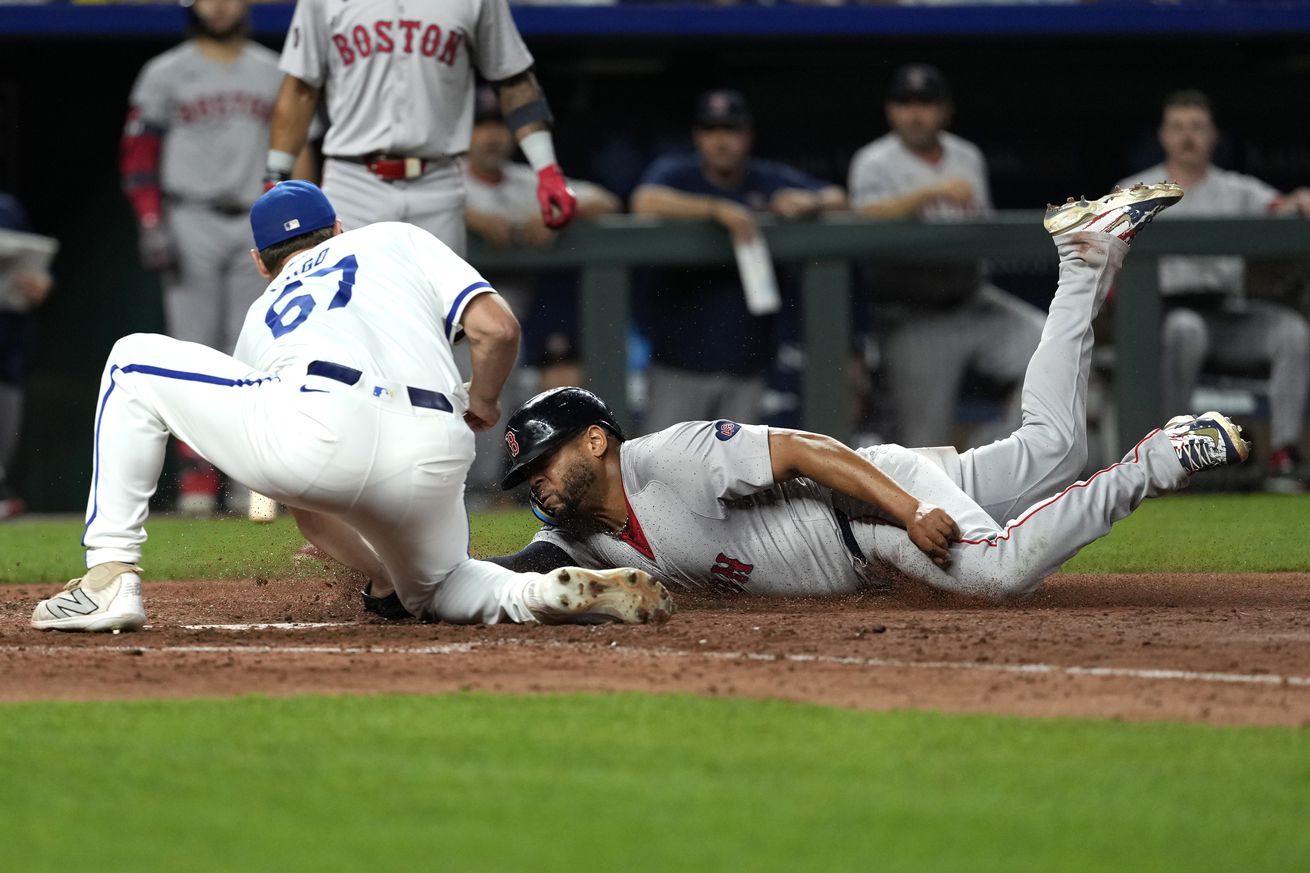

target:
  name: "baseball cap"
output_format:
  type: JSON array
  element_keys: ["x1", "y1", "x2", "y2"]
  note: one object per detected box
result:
[
  {"x1": 694, "y1": 89, "x2": 753, "y2": 130},
  {"x1": 474, "y1": 84, "x2": 501, "y2": 124},
  {"x1": 250, "y1": 180, "x2": 336, "y2": 250},
  {"x1": 887, "y1": 63, "x2": 951, "y2": 104}
]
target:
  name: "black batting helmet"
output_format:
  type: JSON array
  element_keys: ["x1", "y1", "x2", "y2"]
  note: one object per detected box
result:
[{"x1": 501, "y1": 387, "x2": 625, "y2": 490}]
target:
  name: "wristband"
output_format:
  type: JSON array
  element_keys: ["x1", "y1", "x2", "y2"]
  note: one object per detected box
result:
[
  {"x1": 266, "y1": 149, "x2": 296, "y2": 179},
  {"x1": 519, "y1": 131, "x2": 558, "y2": 173}
]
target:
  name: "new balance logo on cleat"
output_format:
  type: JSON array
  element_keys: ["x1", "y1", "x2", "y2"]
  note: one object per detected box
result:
[
  {"x1": 44, "y1": 587, "x2": 100, "y2": 618},
  {"x1": 1164, "y1": 411, "x2": 1251, "y2": 474},
  {"x1": 1043, "y1": 182, "x2": 1184, "y2": 242}
]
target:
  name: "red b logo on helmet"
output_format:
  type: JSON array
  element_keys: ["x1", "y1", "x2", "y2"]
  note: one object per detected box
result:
[{"x1": 505, "y1": 430, "x2": 521, "y2": 458}]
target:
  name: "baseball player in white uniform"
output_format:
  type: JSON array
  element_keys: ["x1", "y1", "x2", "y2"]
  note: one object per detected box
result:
[
  {"x1": 266, "y1": 0, "x2": 577, "y2": 255},
  {"x1": 474, "y1": 183, "x2": 1252, "y2": 603},
  {"x1": 30, "y1": 182, "x2": 671, "y2": 632}
]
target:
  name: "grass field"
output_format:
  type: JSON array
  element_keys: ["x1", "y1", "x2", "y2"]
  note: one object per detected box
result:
[
  {"x1": 2, "y1": 694, "x2": 1307, "y2": 873},
  {"x1": 3, "y1": 495, "x2": 1307, "y2": 872},
  {"x1": 2, "y1": 493, "x2": 1308, "y2": 583}
]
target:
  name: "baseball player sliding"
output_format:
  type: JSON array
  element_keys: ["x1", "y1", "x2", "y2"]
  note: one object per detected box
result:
[
  {"x1": 472, "y1": 183, "x2": 1251, "y2": 601},
  {"x1": 266, "y1": 0, "x2": 576, "y2": 255},
  {"x1": 30, "y1": 182, "x2": 672, "y2": 633}
]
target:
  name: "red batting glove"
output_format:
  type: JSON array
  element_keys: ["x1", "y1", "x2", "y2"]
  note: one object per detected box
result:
[{"x1": 536, "y1": 165, "x2": 577, "y2": 229}]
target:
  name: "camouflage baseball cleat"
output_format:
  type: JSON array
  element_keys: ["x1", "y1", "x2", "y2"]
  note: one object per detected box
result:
[
  {"x1": 1163, "y1": 411, "x2": 1251, "y2": 474},
  {"x1": 1043, "y1": 182, "x2": 1184, "y2": 242},
  {"x1": 31, "y1": 561, "x2": 146, "y2": 632},
  {"x1": 524, "y1": 566, "x2": 676, "y2": 625}
]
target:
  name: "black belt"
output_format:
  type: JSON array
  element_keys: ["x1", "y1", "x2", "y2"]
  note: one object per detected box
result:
[
  {"x1": 166, "y1": 195, "x2": 249, "y2": 216},
  {"x1": 306, "y1": 360, "x2": 453, "y2": 413},
  {"x1": 833, "y1": 507, "x2": 868, "y2": 564}
]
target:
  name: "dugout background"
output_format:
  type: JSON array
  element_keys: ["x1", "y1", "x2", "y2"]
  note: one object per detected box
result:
[{"x1": 3, "y1": 10, "x2": 1310, "y2": 510}]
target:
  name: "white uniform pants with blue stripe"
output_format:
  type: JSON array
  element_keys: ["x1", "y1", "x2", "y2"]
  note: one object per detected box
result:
[{"x1": 82, "y1": 332, "x2": 539, "y2": 624}]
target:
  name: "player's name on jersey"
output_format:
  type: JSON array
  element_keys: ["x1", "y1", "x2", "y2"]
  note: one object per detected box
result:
[{"x1": 331, "y1": 21, "x2": 463, "y2": 67}]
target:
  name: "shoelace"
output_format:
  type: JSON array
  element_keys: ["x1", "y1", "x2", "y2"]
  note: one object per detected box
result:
[{"x1": 1174, "y1": 431, "x2": 1225, "y2": 470}]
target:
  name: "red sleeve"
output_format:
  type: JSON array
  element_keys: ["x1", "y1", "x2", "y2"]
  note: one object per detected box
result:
[{"x1": 120, "y1": 106, "x2": 164, "y2": 227}]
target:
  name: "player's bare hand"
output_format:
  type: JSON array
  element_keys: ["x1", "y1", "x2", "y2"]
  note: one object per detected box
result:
[
  {"x1": 712, "y1": 200, "x2": 757, "y2": 244},
  {"x1": 933, "y1": 177, "x2": 974, "y2": 206},
  {"x1": 770, "y1": 188, "x2": 821, "y2": 219},
  {"x1": 907, "y1": 502, "x2": 960, "y2": 568},
  {"x1": 518, "y1": 217, "x2": 558, "y2": 250},
  {"x1": 13, "y1": 270, "x2": 52, "y2": 306},
  {"x1": 463, "y1": 394, "x2": 502, "y2": 433},
  {"x1": 536, "y1": 165, "x2": 577, "y2": 230}
]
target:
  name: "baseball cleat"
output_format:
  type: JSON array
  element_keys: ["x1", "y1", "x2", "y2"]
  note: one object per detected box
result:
[
  {"x1": 1043, "y1": 182, "x2": 1183, "y2": 242},
  {"x1": 1163, "y1": 411, "x2": 1250, "y2": 475},
  {"x1": 31, "y1": 561, "x2": 146, "y2": 632},
  {"x1": 524, "y1": 566, "x2": 675, "y2": 625}
]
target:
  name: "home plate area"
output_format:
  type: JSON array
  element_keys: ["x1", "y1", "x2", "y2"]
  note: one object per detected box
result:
[{"x1": 2, "y1": 573, "x2": 1307, "y2": 726}]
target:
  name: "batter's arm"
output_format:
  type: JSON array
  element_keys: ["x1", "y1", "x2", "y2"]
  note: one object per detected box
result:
[
  {"x1": 267, "y1": 75, "x2": 319, "y2": 182},
  {"x1": 767, "y1": 429, "x2": 960, "y2": 566},
  {"x1": 494, "y1": 70, "x2": 550, "y2": 139},
  {"x1": 460, "y1": 293, "x2": 522, "y2": 432}
]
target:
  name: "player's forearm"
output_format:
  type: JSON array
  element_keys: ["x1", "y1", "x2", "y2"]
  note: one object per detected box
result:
[
  {"x1": 857, "y1": 189, "x2": 931, "y2": 220},
  {"x1": 496, "y1": 70, "x2": 551, "y2": 140},
  {"x1": 630, "y1": 185, "x2": 722, "y2": 221},
  {"x1": 462, "y1": 296, "x2": 522, "y2": 403},
  {"x1": 269, "y1": 75, "x2": 318, "y2": 157},
  {"x1": 768, "y1": 429, "x2": 920, "y2": 526}
]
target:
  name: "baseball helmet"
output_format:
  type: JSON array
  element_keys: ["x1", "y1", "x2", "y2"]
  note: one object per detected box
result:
[{"x1": 501, "y1": 387, "x2": 625, "y2": 490}]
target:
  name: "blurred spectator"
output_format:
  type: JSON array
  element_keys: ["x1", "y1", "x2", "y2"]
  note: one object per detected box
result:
[
  {"x1": 463, "y1": 85, "x2": 620, "y2": 494},
  {"x1": 630, "y1": 88, "x2": 846, "y2": 432},
  {"x1": 848, "y1": 62, "x2": 1043, "y2": 449},
  {"x1": 120, "y1": 0, "x2": 288, "y2": 515},
  {"x1": 0, "y1": 192, "x2": 54, "y2": 521},
  {"x1": 1116, "y1": 89, "x2": 1310, "y2": 493}
]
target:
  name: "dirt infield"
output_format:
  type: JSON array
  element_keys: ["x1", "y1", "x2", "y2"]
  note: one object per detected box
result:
[{"x1": 2, "y1": 572, "x2": 1308, "y2": 726}]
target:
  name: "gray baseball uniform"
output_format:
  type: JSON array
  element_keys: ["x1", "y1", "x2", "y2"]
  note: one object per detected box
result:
[
  {"x1": 848, "y1": 131, "x2": 1044, "y2": 448},
  {"x1": 1116, "y1": 164, "x2": 1309, "y2": 450},
  {"x1": 279, "y1": 0, "x2": 535, "y2": 253},
  {"x1": 126, "y1": 41, "x2": 283, "y2": 352},
  {"x1": 534, "y1": 232, "x2": 1187, "y2": 600}
]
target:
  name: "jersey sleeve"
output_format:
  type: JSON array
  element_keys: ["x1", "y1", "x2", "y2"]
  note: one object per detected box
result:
[
  {"x1": 279, "y1": 0, "x2": 328, "y2": 87},
  {"x1": 1235, "y1": 173, "x2": 1281, "y2": 212},
  {"x1": 532, "y1": 526, "x2": 603, "y2": 567},
  {"x1": 763, "y1": 159, "x2": 830, "y2": 193},
  {"x1": 627, "y1": 422, "x2": 775, "y2": 508},
  {"x1": 847, "y1": 149, "x2": 893, "y2": 207},
  {"x1": 127, "y1": 59, "x2": 171, "y2": 129},
  {"x1": 405, "y1": 225, "x2": 497, "y2": 342},
  {"x1": 471, "y1": 0, "x2": 534, "y2": 82},
  {"x1": 635, "y1": 154, "x2": 696, "y2": 190}
]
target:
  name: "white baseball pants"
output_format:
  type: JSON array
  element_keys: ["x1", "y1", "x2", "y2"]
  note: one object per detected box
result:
[
  {"x1": 855, "y1": 232, "x2": 1190, "y2": 599},
  {"x1": 81, "y1": 332, "x2": 540, "y2": 623}
]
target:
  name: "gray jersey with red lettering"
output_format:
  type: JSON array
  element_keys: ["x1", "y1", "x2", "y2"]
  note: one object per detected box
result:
[
  {"x1": 279, "y1": 0, "x2": 533, "y2": 158},
  {"x1": 128, "y1": 40, "x2": 282, "y2": 204},
  {"x1": 532, "y1": 421, "x2": 874, "y2": 596}
]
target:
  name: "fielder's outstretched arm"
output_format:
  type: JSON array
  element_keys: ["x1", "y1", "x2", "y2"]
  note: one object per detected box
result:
[{"x1": 767, "y1": 429, "x2": 960, "y2": 567}]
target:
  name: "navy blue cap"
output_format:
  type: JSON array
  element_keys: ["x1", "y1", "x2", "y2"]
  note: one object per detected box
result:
[
  {"x1": 250, "y1": 180, "x2": 337, "y2": 250},
  {"x1": 887, "y1": 63, "x2": 951, "y2": 104},
  {"x1": 694, "y1": 89, "x2": 753, "y2": 130}
]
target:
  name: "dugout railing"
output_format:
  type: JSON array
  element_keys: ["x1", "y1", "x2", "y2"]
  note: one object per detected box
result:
[{"x1": 466, "y1": 215, "x2": 1310, "y2": 452}]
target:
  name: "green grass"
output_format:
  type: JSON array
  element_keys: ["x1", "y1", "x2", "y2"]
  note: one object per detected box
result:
[
  {"x1": 0, "y1": 495, "x2": 1304, "y2": 583},
  {"x1": 0, "y1": 694, "x2": 1305, "y2": 873}
]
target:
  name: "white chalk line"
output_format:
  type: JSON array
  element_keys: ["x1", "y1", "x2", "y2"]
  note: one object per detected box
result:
[{"x1": 4, "y1": 636, "x2": 1307, "y2": 689}]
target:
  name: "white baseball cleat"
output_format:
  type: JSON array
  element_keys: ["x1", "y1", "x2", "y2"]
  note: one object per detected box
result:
[
  {"x1": 1043, "y1": 181, "x2": 1184, "y2": 242},
  {"x1": 31, "y1": 562, "x2": 146, "y2": 632},
  {"x1": 524, "y1": 566, "x2": 675, "y2": 625},
  {"x1": 1163, "y1": 411, "x2": 1251, "y2": 475}
]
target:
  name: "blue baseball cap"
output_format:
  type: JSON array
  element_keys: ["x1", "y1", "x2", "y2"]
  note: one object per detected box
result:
[{"x1": 250, "y1": 180, "x2": 337, "y2": 250}]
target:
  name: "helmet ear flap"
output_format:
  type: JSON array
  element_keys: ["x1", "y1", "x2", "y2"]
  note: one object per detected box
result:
[{"x1": 529, "y1": 493, "x2": 559, "y2": 526}]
